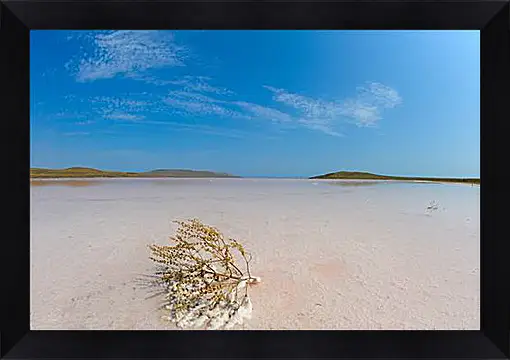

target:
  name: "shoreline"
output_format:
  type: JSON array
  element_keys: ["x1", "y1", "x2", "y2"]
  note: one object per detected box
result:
[{"x1": 30, "y1": 177, "x2": 480, "y2": 186}]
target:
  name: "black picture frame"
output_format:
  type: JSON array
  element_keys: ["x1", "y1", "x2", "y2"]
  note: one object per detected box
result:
[{"x1": 2, "y1": 1, "x2": 509, "y2": 358}]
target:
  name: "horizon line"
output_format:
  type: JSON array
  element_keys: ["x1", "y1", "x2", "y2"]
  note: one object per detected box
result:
[{"x1": 29, "y1": 166, "x2": 481, "y2": 180}]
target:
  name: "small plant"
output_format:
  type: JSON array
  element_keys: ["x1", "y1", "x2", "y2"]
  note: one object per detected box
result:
[
  {"x1": 149, "y1": 218, "x2": 261, "y2": 330},
  {"x1": 426, "y1": 200, "x2": 440, "y2": 214}
]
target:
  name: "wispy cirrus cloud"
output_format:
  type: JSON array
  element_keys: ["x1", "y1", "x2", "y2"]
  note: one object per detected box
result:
[
  {"x1": 263, "y1": 85, "x2": 344, "y2": 136},
  {"x1": 83, "y1": 73, "x2": 241, "y2": 123},
  {"x1": 68, "y1": 31, "x2": 187, "y2": 82},
  {"x1": 63, "y1": 131, "x2": 90, "y2": 136},
  {"x1": 340, "y1": 82, "x2": 402, "y2": 127},
  {"x1": 160, "y1": 80, "x2": 290, "y2": 125},
  {"x1": 296, "y1": 119, "x2": 344, "y2": 137},
  {"x1": 90, "y1": 96, "x2": 150, "y2": 110},
  {"x1": 132, "y1": 75, "x2": 235, "y2": 95},
  {"x1": 262, "y1": 81, "x2": 401, "y2": 134},
  {"x1": 157, "y1": 80, "x2": 400, "y2": 137},
  {"x1": 165, "y1": 76, "x2": 234, "y2": 95},
  {"x1": 56, "y1": 80, "x2": 401, "y2": 138},
  {"x1": 356, "y1": 82, "x2": 402, "y2": 108},
  {"x1": 104, "y1": 112, "x2": 146, "y2": 121},
  {"x1": 63, "y1": 31, "x2": 401, "y2": 137},
  {"x1": 89, "y1": 96, "x2": 151, "y2": 120},
  {"x1": 167, "y1": 90, "x2": 226, "y2": 104},
  {"x1": 162, "y1": 90, "x2": 249, "y2": 120},
  {"x1": 233, "y1": 101, "x2": 293, "y2": 124}
]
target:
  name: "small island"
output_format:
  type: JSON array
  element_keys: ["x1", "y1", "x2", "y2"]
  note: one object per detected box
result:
[
  {"x1": 310, "y1": 171, "x2": 480, "y2": 185},
  {"x1": 30, "y1": 167, "x2": 240, "y2": 179}
]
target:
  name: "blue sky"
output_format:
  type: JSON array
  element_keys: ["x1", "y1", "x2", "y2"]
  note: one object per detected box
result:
[{"x1": 30, "y1": 30, "x2": 480, "y2": 178}]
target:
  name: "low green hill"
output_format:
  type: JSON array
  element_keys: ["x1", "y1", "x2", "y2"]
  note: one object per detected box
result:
[
  {"x1": 30, "y1": 167, "x2": 239, "y2": 179},
  {"x1": 310, "y1": 171, "x2": 480, "y2": 184},
  {"x1": 30, "y1": 167, "x2": 139, "y2": 178}
]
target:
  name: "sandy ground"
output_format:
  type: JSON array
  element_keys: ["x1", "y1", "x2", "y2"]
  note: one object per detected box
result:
[{"x1": 30, "y1": 178, "x2": 480, "y2": 330}]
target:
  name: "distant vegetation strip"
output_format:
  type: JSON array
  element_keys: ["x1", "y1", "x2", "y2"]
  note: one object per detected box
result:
[
  {"x1": 310, "y1": 171, "x2": 480, "y2": 184},
  {"x1": 30, "y1": 168, "x2": 480, "y2": 184},
  {"x1": 30, "y1": 167, "x2": 240, "y2": 179}
]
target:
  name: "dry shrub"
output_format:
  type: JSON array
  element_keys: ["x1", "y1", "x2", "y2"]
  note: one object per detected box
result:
[{"x1": 149, "y1": 218, "x2": 260, "y2": 330}]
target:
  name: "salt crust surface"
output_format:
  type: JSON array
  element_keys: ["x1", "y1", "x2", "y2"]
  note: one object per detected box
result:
[{"x1": 30, "y1": 179, "x2": 480, "y2": 330}]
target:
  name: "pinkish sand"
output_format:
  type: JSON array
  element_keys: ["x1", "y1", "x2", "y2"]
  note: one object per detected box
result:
[{"x1": 30, "y1": 178, "x2": 480, "y2": 330}]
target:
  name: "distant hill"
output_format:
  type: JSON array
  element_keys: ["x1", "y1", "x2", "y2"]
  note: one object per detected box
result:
[
  {"x1": 310, "y1": 171, "x2": 480, "y2": 184},
  {"x1": 311, "y1": 171, "x2": 391, "y2": 180},
  {"x1": 30, "y1": 167, "x2": 139, "y2": 179},
  {"x1": 139, "y1": 169, "x2": 240, "y2": 178},
  {"x1": 30, "y1": 167, "x2": 239, "y2": 179}
]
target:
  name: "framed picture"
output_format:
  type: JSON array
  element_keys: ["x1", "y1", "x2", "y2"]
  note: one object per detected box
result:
[{"x1": 2, "y1": 1, "x2": 509, "y2": 358}]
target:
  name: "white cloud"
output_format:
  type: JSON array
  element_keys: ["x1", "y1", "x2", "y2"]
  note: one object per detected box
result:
[
  {"x1": 90, "y1": 96, "x2": 150, "y2": 119},
  {"x1": 162, "y1": 91, "x2": 248, "y2": 120},
  {"x1": 339, "y1": 82, "x2": 402, "y2": 127},
  {"x1": 71, "y1": 31, "x2": 186, "y2": 82},
  {"x1": 263, "y1": 81, "x2": 402, "y2": 133},
  {"x1": 165, "y1": 76, "x2": 234, "y2": 95},
  {"x1": 263, "y1": 85, "x2": 337, "y2": 120},
  {"x1": 339, "y1": 100, "x2": 380, "y2": 127},
  {"x1": 233, "y1": 101, "x2": 293, "y2": 123},
  {"x1": 163, "y1": 98, "x2": 245, "y2": 119},
  {"x1": 125, "y1": 73, "x2": 172, "y2": 85},
  {"x1": 159, "y1": 80, "x2": 399, "y2": 137},
  {"x1": 63, "y1": 131, "x2": 90, "y2": 136},
  {"x1": 126, "y1": 74, "x2": 243, "y2": 122},
  {"x1": 356, "y1": 82, "x2": 402, "y2": 109},
  {"x1": 63, "y1": 31, "x2": 401, "y2": 138},
  {"x1": 104, "y1": 112, "x2": 145, "y2": 121},
  {"x1": 263, "y1": 86, "x2": 343, "y2": 135},
  {"x1": 167, "y1": 90, "x2": 226, "y2": 104},
  {"x1": 90, "y1": 96, "x2": 149, "y2": 109},
  {"x1": 126, "y1": 73, "x2": 234, "y2": 96},
  {"x1": 60, "y1": 95, "x2": 151, "y2": 124},
  {"x1": 296, "y1": 118, "x2": 343, "y2": 137}
]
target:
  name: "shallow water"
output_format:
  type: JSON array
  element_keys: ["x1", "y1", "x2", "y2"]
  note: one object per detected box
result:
[{"x1": 30, "y1": 179, "x2": 480, "y2": 330}]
